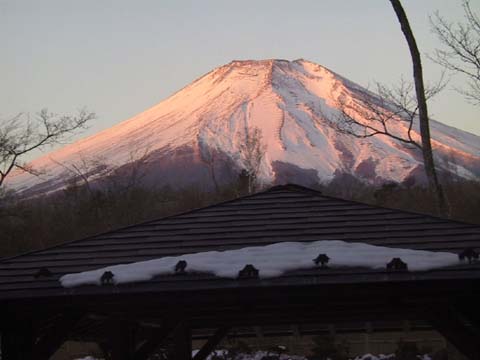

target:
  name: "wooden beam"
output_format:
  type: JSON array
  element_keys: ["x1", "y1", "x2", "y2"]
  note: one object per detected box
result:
[
  {"x1": 33, "y1": 312, "x2": 84, "y2": 360},
  {"x1": 328, "y1": 324, "x2": 336, "y2": 337},
  {"x1": 402, "y1": 320, "x2": 411, "y2": 335},
  {"x1": 106, "y1": 318, "x2": 136, "y2": 360},
  {"x1": 98, "y1": 342, "x2": 113, "y2": 360},
  {"x1": 188, "y1": 302, "x2": 422, "y2": 329},
  {"x1": 172, "y1": 321, "x2": 192, "y2": 360},
  {"x1": 430, "y1": 307, "x2": 480, "y2": 360},
  {"x1": 1, "y1": 319, "x2": 34, "y2": 360},
  {"x1": 364, "y1": 322, "x2": 373, "y2": 355},
  {"x1": 458, "y1": 303, "x2": 480, "y2": 333},
  {"x1": 291, "y1": 324, "x2": 301, "y2": 338},
  {"x1": 253, "y1": 326, "x2": 264, "y2": 339},
  {"x1": 193, "y1": 326, "x2": 230, "y2": 360},
  {"x1": 133, "y1": 321, "x2": 179, "y2": 360}
]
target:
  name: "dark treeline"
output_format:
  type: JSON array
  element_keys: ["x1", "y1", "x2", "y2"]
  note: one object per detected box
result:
[
  {"x1": 320, "y1": 173, "x2": 480, "y2": 225},
  {"x1": 0, "y1": 172, "x2": 479, "y2": 258},
  {"x1": 0, "y1": 178, "x2": 248, "y2": 258}
]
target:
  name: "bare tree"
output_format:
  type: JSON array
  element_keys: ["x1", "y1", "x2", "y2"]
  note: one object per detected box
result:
[
  {"x1": 239, "y1": 127, "x2": 266, "y2": 194},
  {"x1": 51, "y1": 153, "x2": 111, "y2": 196},
  {"x1": 331, "y1": 1, "x2": 448, "y2": 215},
  {"x1": 0, "y1": 108, "x2": 95, "y2": 188},
  {"x1": 390, "y1": 0, "x2": 447, "y2": 215},
  {"x1": 52, "y1": 144, "x2": 153, "y2": 228},
  {"x1": 53, "y1": 143, "x2": 152, "y2": 194},
  {"x1": 430, "y1": 0, "x2": 480, "y2": 105},
  {"x1": 103, "y1": 144, "x2": 152, "y2": 192},
  {"x1": 199, "y1": 144, "x2": 220, "y2": 193}
]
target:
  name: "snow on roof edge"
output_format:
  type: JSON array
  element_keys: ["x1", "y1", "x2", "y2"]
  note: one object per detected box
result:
[{"x1": 60, "y1": 240, "x2": 460, "y2": 288}]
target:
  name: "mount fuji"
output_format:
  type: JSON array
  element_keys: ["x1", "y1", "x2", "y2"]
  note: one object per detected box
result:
[{"x1": 6, "y1": 59, "x2": 480, "y2": 196}]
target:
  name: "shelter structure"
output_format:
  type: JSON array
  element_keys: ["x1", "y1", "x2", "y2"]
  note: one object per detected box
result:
[{"x1": 1, "y1": 184, "x2": 480, "y2": 359}]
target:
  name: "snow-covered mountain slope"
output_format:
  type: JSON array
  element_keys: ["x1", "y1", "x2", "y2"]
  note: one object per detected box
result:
[{"x1": 6, "y1": 59, "x2": 480, "y2": 195}]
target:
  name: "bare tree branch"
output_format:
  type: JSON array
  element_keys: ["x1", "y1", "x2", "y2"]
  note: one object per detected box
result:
[
  {"x1": 199, "y1": 144, "x2": 220, "y2": 193},
  {"x1": 52, "y1": 142, "x2": 151, "y2": 195},
  {"x1": 51, "y1": 154, "x2": 110, "y2": 195},
  {"x1": 105, "y1": 143, "x2": 152, "y2": 193},
  {"x1": 0, "y1": 108, "x2": 95, "y2": 188},
  {"x1": 430, "y1": 0, "x2": 480, "y2": 105},
  {"x1": 332, "y1": 77, "x2": 445, "y2": 152}
]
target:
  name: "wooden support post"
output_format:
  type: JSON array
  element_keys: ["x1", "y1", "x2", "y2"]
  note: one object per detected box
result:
[
  {"x1": 172, "y1": 321, "x2": 192, "y2": 360},
  {"x1": 430, "y1": 307, "x2": 480, "y2": 360},
  {"x1": 107, "y1": 318, "x2": 136, "y2": 360},
  {"x1": 364, "y1": 322, "x2": 373, "y2": 355},
  {"x1": 193, "y1": 326, "x2": 230, "y2": 360},
  {"x1": 459, "y1": 304, "x2": 480, "y2": 333},
  {"x1": 291, "y1": 324, "x2": 301, "y2": 338},
  {"x1": 99, "y1": 342, "x2": 113, "y2": 360},
  {"x1": 1, "y1": 319, "x2": 34, "y2": 360},
  {"x1": 33, "y1": 312, "x2": 84, "y2": 360},
  {"x1": 134, "y1": 321, "x2": 179, "y2": 360},
  {"x1": 328, "y1": 324, "x2": 336, "y2": 338},
  {"x1": 402, "y1": 320, "x2": 411, "y2": 336},
  {"x1": 253, "y1": 326, "x2": 264, "y2": 339}
]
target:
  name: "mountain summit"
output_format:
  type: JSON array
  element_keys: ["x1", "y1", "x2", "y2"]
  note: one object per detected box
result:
[{"x1": 7, "y1": 59, "x2": 480, "y2": 195}]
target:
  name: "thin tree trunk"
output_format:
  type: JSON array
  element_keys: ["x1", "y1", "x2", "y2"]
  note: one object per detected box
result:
[{"x1": 389, "y1": 0, "x2": 448, "y2": 216}]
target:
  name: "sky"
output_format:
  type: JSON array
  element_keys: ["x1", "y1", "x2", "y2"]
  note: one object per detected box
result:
[{"x1": 1, "y1": 0, "x2": 479, "y2": 160}]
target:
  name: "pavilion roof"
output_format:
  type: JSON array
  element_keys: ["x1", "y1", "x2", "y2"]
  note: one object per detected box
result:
[{"x1": 1, "y1": 184, "x2": 479, "y2": 301}]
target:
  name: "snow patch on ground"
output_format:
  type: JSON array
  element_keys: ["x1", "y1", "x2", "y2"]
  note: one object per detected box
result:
[
  {"x1": 353, "y1": 355, "x2": 431, "y2": 360},
  {"x1": 192, "y1": 350, "x2": 306, "y2": 360},
  {"x1": 353, "y1": 354, "x2": 394, "y2": 360},
  {"x1": 73, "y1": 352, "x2": 432, "y2": 360},
  {"x1": 60, "y1": 240, "x2": 459, "y2": 288}
]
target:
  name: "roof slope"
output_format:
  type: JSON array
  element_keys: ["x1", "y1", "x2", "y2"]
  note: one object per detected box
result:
[{"x1": 1, "y1": 184, "x2": 479, "y2": 300}]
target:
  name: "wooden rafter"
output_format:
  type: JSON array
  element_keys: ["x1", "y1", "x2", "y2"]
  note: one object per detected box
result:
[
  {"x1": 172, "y1": 321, "x2": 192, "y2": 360},
  {"x1": 429, "y1": 306, "x2": 480, "y2": 359},
  {"x1": 133, "y1": 320, "x2": 180, "y2": 360},
  {"x1": 1, "y1": 319, "x2": 34, "y2": 360},
  {"x1": 193, "y1": 326, "x2": 230, "y2": 360},
  {"x1": 33, "y1": 312, "x2": 84, "y2": 360}
]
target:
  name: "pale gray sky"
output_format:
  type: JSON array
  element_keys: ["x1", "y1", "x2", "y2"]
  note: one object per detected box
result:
[{"x1": 1, "y1": 0, "x2": 479, "y2": 159}]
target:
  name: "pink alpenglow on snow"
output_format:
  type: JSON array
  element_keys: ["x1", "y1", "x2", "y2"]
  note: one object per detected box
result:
[
  {"x1": 7, "y1": 59, "x2": 480, "y2": 196},
  {"x1": 60, "y1": 240, "x2": 459, "y2": 288}
]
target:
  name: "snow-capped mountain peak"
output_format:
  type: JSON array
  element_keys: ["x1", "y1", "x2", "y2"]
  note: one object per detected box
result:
[{"x1": 6, "y1": 59, "x2": 480, "y2": 195}]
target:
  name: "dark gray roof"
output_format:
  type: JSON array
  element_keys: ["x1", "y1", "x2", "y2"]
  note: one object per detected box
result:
[{"x1": 1, "y1": 184, "x2": 480, "y2": 301}]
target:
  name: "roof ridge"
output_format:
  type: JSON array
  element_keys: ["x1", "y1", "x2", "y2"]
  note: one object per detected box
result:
[{"x1": 266, "y1": 183, "x2": 324, "y2": 195}]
